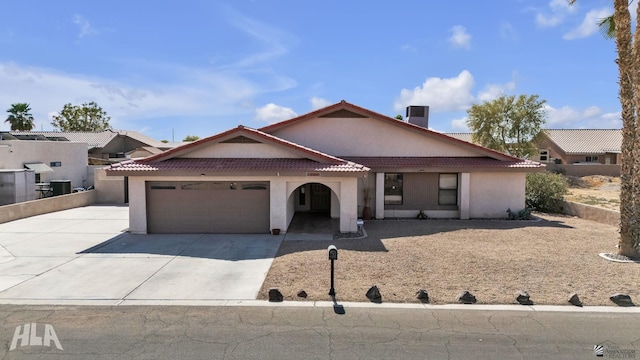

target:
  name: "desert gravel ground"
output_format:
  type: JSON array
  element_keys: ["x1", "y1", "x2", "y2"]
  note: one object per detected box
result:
[{"x1": 258, "y1": 213, "x2": 639, "y2": 306}]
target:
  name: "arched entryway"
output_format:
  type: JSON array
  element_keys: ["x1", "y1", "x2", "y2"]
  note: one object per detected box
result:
[{"x1": 286, "y1": 182, "x2": 339, "y2": 235}]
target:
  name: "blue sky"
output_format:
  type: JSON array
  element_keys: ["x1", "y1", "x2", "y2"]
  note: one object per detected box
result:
[{"x1": 0, "y1": 0, "x2": 635, "y2": 141}]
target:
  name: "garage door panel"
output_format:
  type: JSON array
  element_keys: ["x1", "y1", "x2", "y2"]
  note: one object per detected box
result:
[{"x1": 147, "y1": 181, "x2": 269, "y2": 234}]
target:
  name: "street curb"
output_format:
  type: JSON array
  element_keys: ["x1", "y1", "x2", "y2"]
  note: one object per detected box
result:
[{"x1": 1, "y1": 299, "x2": 639, "y2": 313}]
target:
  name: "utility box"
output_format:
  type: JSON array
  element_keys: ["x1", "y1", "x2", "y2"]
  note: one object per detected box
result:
[
  {"x1": 50, "y1": 180, "x2": 72, "y2": 196},
  {"x1": 0, "y1": 170, "x2": 36, "y2": 205}
]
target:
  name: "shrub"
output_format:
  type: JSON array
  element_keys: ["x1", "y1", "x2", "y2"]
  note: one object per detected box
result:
[{"x1": 526, "y1": 172, "x2": 568, "y2": 213}]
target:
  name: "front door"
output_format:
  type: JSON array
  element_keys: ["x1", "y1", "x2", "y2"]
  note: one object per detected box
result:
[{"x1": 310, "y1": 183, "x2": 330, "y2": 212}]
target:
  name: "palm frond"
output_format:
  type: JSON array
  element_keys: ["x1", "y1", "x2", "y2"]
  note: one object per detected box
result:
[{"x1": 598, "y1": 15, "x2": 616, "y2": 39}]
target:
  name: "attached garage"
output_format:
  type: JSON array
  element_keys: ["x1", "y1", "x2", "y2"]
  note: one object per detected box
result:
[{"x1": 146, "y1": 181, "x2": 270, "y2": 233}]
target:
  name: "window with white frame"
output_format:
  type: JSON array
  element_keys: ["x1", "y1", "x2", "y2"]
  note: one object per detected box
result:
[
  {"x1": 586, "y1": 156, "x2": 599, "y2": 162},
  {"x1": 438, "y1": 173, "x2": 458, "y2": 206}
]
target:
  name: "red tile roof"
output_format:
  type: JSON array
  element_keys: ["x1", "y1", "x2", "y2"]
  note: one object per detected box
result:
[
  {"x1": 344, "y1": 157, "x2": 543, "y2": 169},
  {"x1": 107, "y1": 158, "x2": 370, "y2": 173}
]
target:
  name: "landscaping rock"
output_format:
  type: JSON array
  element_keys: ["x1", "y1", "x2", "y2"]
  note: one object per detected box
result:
[
  {"x1": 457, "y1": 291, "x2": 477, "y2": 304},
  {"x1": 416, "y1": 289, "x2": 429, "y2": 303},
  {"x1": 610, "y1": 293, "x2": 633, "y2": 306},
  {"x1": 268, "y1": 288, "x2": 283, "y2": 302},
  {"x1": 568, "y1": 293, "x2": 583, "y2": 307},
  {"x1": 366, "y1": 286, "x2": 382, "y2": 302},
  {"x1": 516, "y1": 291, "x2": 533, "y2": 305},
  {"x1": 297, "y1": 290, "x2": 307, "y2": 298}
]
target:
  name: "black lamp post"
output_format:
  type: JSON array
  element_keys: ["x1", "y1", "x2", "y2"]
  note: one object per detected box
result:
[{"x1": 328, "y1": 245, "x2": 338, "y2": 297}]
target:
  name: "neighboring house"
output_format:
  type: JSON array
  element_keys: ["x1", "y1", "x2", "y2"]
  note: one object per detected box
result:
[
  {"x1": 0, "y1": 140, "x2": 88, "y2": 189},
  {"x1": 126, "y1": 146, "x2": 165, "y2": 159},
  {"x1": 106, "y1": 101, "x2": 543, "y2": 235},
  {"x1": 534, "y1": 129, "x2": 622, "y2": 165},
  {"x1": 2, "y1": 129, "x2": 171, "y2": 164}
]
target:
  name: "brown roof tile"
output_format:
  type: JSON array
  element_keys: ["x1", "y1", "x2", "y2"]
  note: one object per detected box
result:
[
  {"x1": 107, "y1": 158, "x2": 369, "y2": 173},
  {"x1": 344, "y1": 157, "x2": 543, "y2": 169}
]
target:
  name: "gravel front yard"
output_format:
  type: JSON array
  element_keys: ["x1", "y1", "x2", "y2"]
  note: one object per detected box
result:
[{"x1": 258, "y1": 213, "x2": 639, "y2": 306}]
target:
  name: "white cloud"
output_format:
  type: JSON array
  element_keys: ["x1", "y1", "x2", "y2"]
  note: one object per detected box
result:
[
  {"x1": 310, "y1": 97, "x2": 331, "y2": 110},
  {"x1": 450, "y1": 116, "x2": 470, "y2": 132},
  {"x1": 0, "y1": 61, "x2": 296, "y2": 131},
  {"x1": 448, "y1": 25, "x2": 471, "y2": 50},
  {"x1": 563, "y1": 7, "x2": 612, "y2": 40},
  {"x1": 394, "y1": 70, "x2": 475, "y2": 112},
  {"x1": 536, "y1": 0, "x2": 576, "y2": 28},
  {"x1": 222, "y1": 9, "x2": 292, "y2": 69},
  {"x1": 73, "y1": 14, "x2": 96, "y2": 38},
  {"x1": 476, "y1": 78, "x2": 517, "y2": 103},
  {"x1": 545, "y1": 104, "x2": 620, "y2": 128},
  {"x1": 255, "y1": 103, "x2": 297, "y2": 124},
  {"x1": 499, "y1": 22, "x2": 518, "y2": 41}
]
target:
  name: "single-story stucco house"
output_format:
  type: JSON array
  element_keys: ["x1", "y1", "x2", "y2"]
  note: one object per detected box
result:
[{"x1": 106, "y1": 100, "x2": 543, "y2": 234}]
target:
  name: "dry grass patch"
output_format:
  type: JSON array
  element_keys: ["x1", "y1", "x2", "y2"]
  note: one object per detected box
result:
[{"x1": 259, "y1": 214, "x2": 640, "y2": 306}]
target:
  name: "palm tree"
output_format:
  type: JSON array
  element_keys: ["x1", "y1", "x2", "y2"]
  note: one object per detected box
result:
[
  {"x1": 610, "y1": 0, "x2": 640, "y2": 258},
  {"x1": 5, "y1": 103, "x2": 35, "y2": 131},
  {"x1": 571, "y1": 0, "x2": 640, "y2": 258}
]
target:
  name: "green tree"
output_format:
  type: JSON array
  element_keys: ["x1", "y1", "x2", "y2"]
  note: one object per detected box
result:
[
  {"x1": 466, "y1": 94, "x2": 547, "y2": 158},
  {"x1": 395, "y1": 114, "x2": 403, "y2": 120},
  {"x1": 569, "y1": 0, "x2": 640, "y2": 258},
  {"x1": 51, "y1": 102, "x2": 111, "y2": 131},
  {"x1": 183, "y1": 135, "x2": 200, "y2": 142},
  {"x1": 5, "y1": 103, "x2": 35, "y2": 131}
]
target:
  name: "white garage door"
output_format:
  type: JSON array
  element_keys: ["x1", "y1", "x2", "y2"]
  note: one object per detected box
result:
[{"x1": 146, "y1": 181, "x2": 270, "y2": 233}]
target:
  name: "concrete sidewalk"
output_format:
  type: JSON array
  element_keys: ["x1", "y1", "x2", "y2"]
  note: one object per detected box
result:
[{"x1": 0, "y1": 205, "x2": 282, "y2": 303}]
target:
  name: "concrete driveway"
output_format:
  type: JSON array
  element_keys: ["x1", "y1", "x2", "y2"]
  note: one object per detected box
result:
[{"x1": 0, "y1": 205, "x2": 283, "y2": 304}]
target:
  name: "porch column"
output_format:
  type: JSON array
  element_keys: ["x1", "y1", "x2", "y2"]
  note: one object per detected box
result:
[
  {"x1": 375, "y1": 172, "x2": 385, "y2": 219},
  {"x1": 270, "y1": 179, "x2": 287, "y2": 233},
  {"x1": 128, "y1": 177, "x2": 147, "y2": 234},
  {"x1": 460, "y1": 173, "x2": 470, "y2": 220},
  {"x1": 340, "y1": 177, "x2": 358, "y2": 232}
]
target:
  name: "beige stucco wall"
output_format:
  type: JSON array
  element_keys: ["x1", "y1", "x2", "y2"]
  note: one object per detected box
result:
[
  {"x1": 468, "y1": 172, "x2": 526, "y2": 218},
  {"x1": 126, "y1": 175, "x2": 359, "y2": 234},
  {"x1": 0, "y1": 190, "x2": 95, "y2": 224},
  {"x1": 562, "y1": 200, "x2": 619, "y2": 227},
  {"x1": 93, "y1": 168, "x2": 126, "y2": 204},
  {"x1": 0, "y1": 140, "x2": 89, "y2": 188},
  {"x1": 270, "y1": 117, "x2": 480, "y2": 157},
  {"x1": 185, "y1": 143, "x2": 300, "y2": 158}
]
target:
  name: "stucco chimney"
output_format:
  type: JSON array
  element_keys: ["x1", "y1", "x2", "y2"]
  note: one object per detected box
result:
[{"x1": 406, "y1": 106, "x2": 429, "y2": 128}]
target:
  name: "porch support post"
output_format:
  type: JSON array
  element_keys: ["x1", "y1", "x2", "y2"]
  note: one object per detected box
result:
[
  {"x1": 460, "y1": 172, "x2": 470, "y2": 220},
  {"x1": 128, "y1": 177, "x2": 147, "y2": 234},
  {"x1": 375, "y1": 172, "x2": 385, "y2": 219},
  {"x1": 340, "y1": 177, "x2": 358, "y2": 232},
  {"x1": 270, "y1": 179, "x2": 287, "y2": 233}
]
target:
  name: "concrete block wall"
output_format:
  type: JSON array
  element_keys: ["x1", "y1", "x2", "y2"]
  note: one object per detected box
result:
[{"x1": 562, "y1": 200, "x2": 620, "y2": 227}]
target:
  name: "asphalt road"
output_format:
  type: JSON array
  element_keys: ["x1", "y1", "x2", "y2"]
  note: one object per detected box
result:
[{"x1": 1, "y1": 304, "x2": 638, "y2": 359}]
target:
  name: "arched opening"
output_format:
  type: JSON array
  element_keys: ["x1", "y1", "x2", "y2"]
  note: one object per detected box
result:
[{"x1": 286, "y1": 182, "x2": 339, "y2": 235}]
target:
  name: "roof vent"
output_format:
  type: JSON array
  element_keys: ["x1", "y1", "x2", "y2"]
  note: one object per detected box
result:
[{"x1": 406, "y1": 106, "x2": 429, "y2": 128}]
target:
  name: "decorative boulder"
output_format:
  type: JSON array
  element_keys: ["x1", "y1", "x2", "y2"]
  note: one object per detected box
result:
[
  {"x1": 366, "y1": 286, "x2": 382, "y2": 302},
  {"x1": 610, "y1": 293, "x2": 633, "y2": 306},
  {"x1": 416, "y1": 289, "x2": 429, "y2": 303},
  {"x1": 568, "y1": 293, "x2": 583, "y2": 307},
  {"x1": 457, "y1": 291, "x2": 477, "y2": 304},
  {"x1": 268, "y1": 288, "x2": 283, "y2": 302},
  {"x1": 516, "y1": 291, "x2": 533, "y2": 305},
  {"x1": 297, "y1": 290, "x2": 308, "y2": 298}
]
